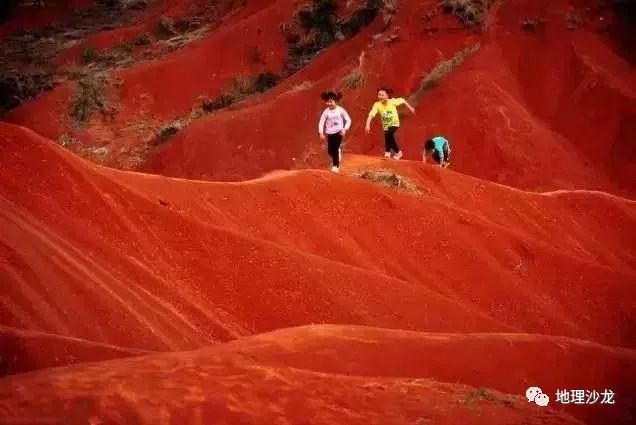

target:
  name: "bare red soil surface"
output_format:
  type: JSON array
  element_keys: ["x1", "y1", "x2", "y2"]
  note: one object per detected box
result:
[
  {"x1": 0, "y1": 325, "x2": 151, "y2": 375},
  {"x1": 144, "y1": 0, "x2": 635, "y2": 193},
  {"x1": 4, "y1": 0, "x2": 634, "y2": 195},
  {"x1": 2, "y1": 325, "x2": 634, "y2": 425},
  {"x1": 0, "y1": 0, "x2": 634, "y2": 423},
  {"x1": 1, "y1": 120, "x2": 635, "y2": 423}
]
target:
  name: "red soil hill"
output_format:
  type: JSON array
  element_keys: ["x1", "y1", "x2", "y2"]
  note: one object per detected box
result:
[
  {"x1": 1, "y1": 325, "x2": 634, "y2": 424},
  {"x1": 5, "y1": 0, "x2": 634, "y2": 194},
  {"x1": 143, "y1": 0, "x2": 636, "y2": 194},
  {"x1": 1, "y1": 122, "x2": 634, "y2": 354},
  {"x1": 0, "y1": 325, "x2": 151, "y2": 375}
]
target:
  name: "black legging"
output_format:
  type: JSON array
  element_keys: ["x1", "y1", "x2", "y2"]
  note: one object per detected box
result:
[
  {"x1": 384, "y1": 126, "x2": 400, "y2": 154},
  {"x1": 327, "y1": 133, "x2": 342, "y2": 167}
]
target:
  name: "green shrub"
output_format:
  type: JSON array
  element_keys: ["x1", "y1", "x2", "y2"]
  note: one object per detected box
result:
[
  {"x1": 356, "y1": 170, "x2": 420, "y2": 193},
  {"x1": 155, "y1": 17, "x2": 176, "y2": 38},
  {"x1": 200, "y1": 94, "x2": 235, "y2": 113},
  {"x1": 409, "y1": 43, "x2": 479, "y2": 104},
  {"x1": 253, "y1": 72, "x2": 281, "y2": 92},
  {"x1": 286, "y1": 0, "x2": 382, "y2": 73},
  {"x1": 342, "y1": 69, "x2": 365, "y2": 89},
  {"x1": 340, "y1": 0, "x2": 382, "y2": 36},
  {"x1": 156, "y1": 123, "x2": 180, "y2": 143},
  {"x1": 81, "y1": 47, "x2": 101, "y2": 63},
  {"x1": 440, "y1": 0, "x2": 493, "y2": 28},
  {"x1": 69, "y1": 74, "x2": 110, "y2": 124},
  {"x1": 133, "y1": 33, "x2": 153, "y2": 46}
]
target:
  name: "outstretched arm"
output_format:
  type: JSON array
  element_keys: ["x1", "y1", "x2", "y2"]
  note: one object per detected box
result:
[{"x1": 403, "y1": 100, "x2": 416, "y2": 114}]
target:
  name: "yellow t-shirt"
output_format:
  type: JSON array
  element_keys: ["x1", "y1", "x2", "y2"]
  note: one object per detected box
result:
[{"x1": 369, "y1": 98, "x2": 406, "y2": 130}]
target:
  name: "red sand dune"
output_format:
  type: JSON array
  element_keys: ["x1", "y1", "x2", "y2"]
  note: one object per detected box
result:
[
  {"x1": 6, "y1": 0, "x2": 634, "y2": 194},
  {"x1": 1, "y1": 325, "x2": 634, "y2": 424},
  {"x1": 0, "y1": 325, "x2": 150, "y2": 375},
  {"x1": 1, "y1": 0, "x2": 635, "y2": 423},
  {"x1": 1, "y1": 120, "x2": 635, "y2": 424},
  {"x1": 2, "y1": 122, "x2": 634, "y2": 352}
]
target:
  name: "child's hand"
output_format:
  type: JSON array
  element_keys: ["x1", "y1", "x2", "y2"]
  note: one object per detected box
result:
[
  {"x1": 364, "y1": 125, "x2": 371, "y2": 134},
  {"x1": 320, "y1": 134, "x2": 326, "y2": 141},
  {"x1": 340, "y1": 130, "x2": 347, "y2": 137},
  {"x1": 410, "y1": 107, "x2": 416, "y2": 114}
]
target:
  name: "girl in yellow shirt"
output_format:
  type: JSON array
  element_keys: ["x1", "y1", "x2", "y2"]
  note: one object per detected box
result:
[{"x1": 365, "y1": 87, "x2": 416, "y2": 159}]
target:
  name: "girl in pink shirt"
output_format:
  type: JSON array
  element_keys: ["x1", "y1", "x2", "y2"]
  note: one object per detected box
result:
[{"x1": 318, "y1": 91, "x2": 352, "y2": 173}]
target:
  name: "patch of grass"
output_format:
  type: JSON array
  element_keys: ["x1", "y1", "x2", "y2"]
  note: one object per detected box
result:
[
  {"x1": 0, "y1": 72, "x2": 57, "y2": 112},
  {"x1": 133, "y1": 33, "x2": 153, "y2": 46},
  {"x1": 461, "y1": 387, "x2": 496, "y2": 405},
  {"x1": 155, "y1": 121, "x2": 182, "y2": 144},
  {"x1": 226, "y1": 72, "x2": 281, "y2": 98},
  {"x1": 113, "y1": 42, "x2": 133, "y2": 55},
  {"x1": 200, "y1": 94, "x2": 236, "y2": 113},
  {"x1": 289, "y1": 81, "x2": 313, "y2": 92},
  {"x1": 356, "y1": 169, "x2": 420, "y2": 193},
  {"x1": 409, "y1": 43, "x2": 479, "y2": 105},
  {"x1": 285, "y1": 0, "x2": 382, "y2": 73},
  {"x1": 58, "y1": 133, "x2": 77, "y2": 148},
  {"x1": 79, "y1": 43, "x2": 134, "y2": 70},
  {"x1": 69, "y1": 74, "x2": 113, "y2": 125},
  {"x1": 230, "y1": 74, "x2": 254, "y2": 96},
  {"x1": 149, "y1": 69, "x2": 282, "y2": 147},
  {"x1": 128, "y1": 0, "x2": 149, "y2": 10},
  {"x1": 155, "y1": 16, "x2": 177, "y2": 39},
  {"x1": 299, "y1": 0, "x2": 338, "y2": 33},
  {"x1": 340, "y1": 0, "x2": 382, "y2": 37},
  {"x1": 342, "y1": 69, "x2": 365, "y2": 89},
  {"x1": 252, "y1": 71, "x2": 281, "y2": 92},
  {"x1": 440, "y1": 0, "x2": 494, "y2": 28},
  {"x1": 81, "y1": 46, "x2": 102, "y2": 63},
  {"x1": 197, "y1": 72, "x2": 278, "y2": 116}
]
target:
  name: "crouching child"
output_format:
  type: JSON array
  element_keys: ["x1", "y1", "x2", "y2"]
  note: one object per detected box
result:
[{"x1": 423, "y1": 136, "x2": 451, "y2": 168}]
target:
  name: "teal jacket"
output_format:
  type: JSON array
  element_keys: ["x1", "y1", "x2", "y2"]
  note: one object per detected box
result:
[{"x1": 429, "y1": 136, "x2": 449, "y2": 162}]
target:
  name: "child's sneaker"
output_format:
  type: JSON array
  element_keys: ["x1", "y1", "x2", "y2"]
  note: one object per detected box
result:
[
  {"x1": 384, "y1": 152, "x2": 391, "y2": 158},
  {"x1": 331, "y1": 166, "x2": 340, "y2": 173},
  {"x1": 393, "y1": 151, "x2": 403, "y2": 160}
]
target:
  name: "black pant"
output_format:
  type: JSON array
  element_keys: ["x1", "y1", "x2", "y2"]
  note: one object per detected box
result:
[
  {"x1": 384, "y1": 126, "x2": 400, "y2": 154},
  {"x1": 326, "y1": 133, "x2": 342, "y2": 167}
]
